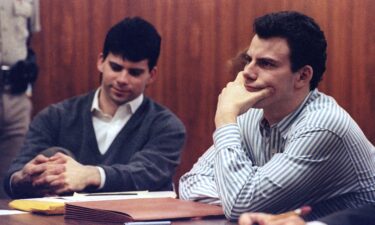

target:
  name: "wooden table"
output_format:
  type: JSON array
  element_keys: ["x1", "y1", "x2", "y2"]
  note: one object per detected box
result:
[{"x1": 0, "y1": 200, "x2": 235, "y2": 225}]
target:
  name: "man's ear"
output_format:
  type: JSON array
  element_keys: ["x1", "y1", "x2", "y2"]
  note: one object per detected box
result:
[
  {"x1": 295, "y1": 65, "x2": 313, "y2": 89},
  {"x1": 97, "y1": 53, "x2": 104, "y2": 72},
  {"x1": 146, "y1": 67, "x2": 157, "y2": 86}
]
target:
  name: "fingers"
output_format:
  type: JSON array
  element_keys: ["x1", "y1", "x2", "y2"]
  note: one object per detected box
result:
[
  {"x1": 239, "y1": 212, "x2": 254, "y2": 225},
  {"x1": 32, "y1": 154, "x2": 50, "y2": 164},
  {"x1": 239, "y1": 213, "x2": 306, "y2": 225},
  {"x1": 28, "y1": 153, "x2": 67, "y2": 175},
  {"x1": 35, "y1": 172, "x2": 71, "y2": 195},
  {"x1": 49, "y1": 173, "x2": 77, "y2": 195},
  {"x1": 252, "y1": 87, "x2": 274, "y2": 100},
  {"x1": 22, "y1": 153, "x2": 64, "y2": 176},
  {"x1": 38, "y1": 180, "x2": 69, "y2": 197},
  {"x1": 234, "y1": 71, "x2": 245, "y2": 83},
  {"x1": 49, "y1": 152, "x2": 70, "y2": 161},
  {"x1": 32, "y1": 174, "x2": 62, "y2": 187},
  {"x1": 299, "y1": 206, "x2": 312, "y2": 216},
  {"x1": 49, "y1": 155, "x2": 68, "y2": 165},
  {"x1": 23, "y1": 159, "x2": 48, "y2": 177},
  {"x1": 54, "y1": 185, "x2": 73, "y2": 195},
  {"x1": 268, "y1": 216, "x2": 306, "y2": 225},
  {"x1": 239, "y1": 212, "x2": 272, "y2": 225},
  {"x1": 31, "y1": 164, "x2": 66, "y2": 186}
]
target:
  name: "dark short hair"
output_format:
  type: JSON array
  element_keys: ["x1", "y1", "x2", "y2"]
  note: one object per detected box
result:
[
  {"x1": 102, "y1": 17, "x2": 161, "y2": 70},
  {"x1": 254, "y1": 11, "x2": 327, "y2": 90}
]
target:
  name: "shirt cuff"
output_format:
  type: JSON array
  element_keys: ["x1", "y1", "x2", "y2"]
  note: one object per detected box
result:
[
  {"x1": 213, "y1": 123, "x2": 241, "y2": 151},
  {"x1": 9, "y1": 173, "x2": 17, "y2": 196},
  {"x1": 307, "y1": 221, "x2": 327, "y2": 225},
  {"x1": 96, "y1": 166, "x2": 106, "y2": 189}
]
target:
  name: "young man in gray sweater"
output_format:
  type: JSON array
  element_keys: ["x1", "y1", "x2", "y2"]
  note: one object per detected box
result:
[{"x1": 4, "y1": 17, "x2": 186, "y2": 198}]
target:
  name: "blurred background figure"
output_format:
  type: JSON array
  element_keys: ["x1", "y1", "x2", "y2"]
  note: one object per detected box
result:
[
  {"x1": 227, "y1": 47, "x2": 249, "y2": 79},
  {"x1": 0, "y1": 0, "x2": 40, "y2": 198}
]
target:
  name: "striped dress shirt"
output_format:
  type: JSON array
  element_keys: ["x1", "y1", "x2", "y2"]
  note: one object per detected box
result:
[{"x1": 179, "y1": 89, "x2": 375, "y2": 221}]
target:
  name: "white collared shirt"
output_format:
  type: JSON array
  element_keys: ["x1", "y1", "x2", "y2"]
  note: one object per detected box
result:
[
  {"x1": 91, "y1": 88, "x2": 143, "y2": 189},
  {"x1": 307, "y1": 222, "x2": 326, "y2": 225},
  {"x1": 91, "y1": 88, "x2": 143, "y2": 155}
]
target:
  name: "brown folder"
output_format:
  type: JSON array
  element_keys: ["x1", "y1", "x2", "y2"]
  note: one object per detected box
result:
[{"x1": 65, "y1": 197, "x2": 224, "y2": 223}]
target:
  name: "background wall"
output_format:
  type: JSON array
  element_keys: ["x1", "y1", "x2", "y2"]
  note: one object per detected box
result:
[{"x1": 31, "y1": 0, "x2": 375, "y2": 185}]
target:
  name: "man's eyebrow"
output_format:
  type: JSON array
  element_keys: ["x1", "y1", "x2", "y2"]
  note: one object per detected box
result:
[
  {"x1": 257, "y1": 57, "x2": 280, "y2": 64},
  {"x1": 128, "y1": 68, "x2": 145, "y2": 72},
  {"x1": 246, "y1": 50, "x2": 280, "y2": 62},
  {"x1": 109, "y1": 61, "x2": 123, "y2": 66}
]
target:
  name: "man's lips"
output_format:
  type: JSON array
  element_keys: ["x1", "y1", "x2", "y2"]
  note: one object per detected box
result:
[
  {"x1": 244, "y1": 84, "x2": 264, "y2": 92},
  {"x1": 112, "y1": 87, "x2": 131, "y2": 95}
]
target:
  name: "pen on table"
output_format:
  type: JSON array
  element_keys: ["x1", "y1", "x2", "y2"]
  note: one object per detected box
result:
[
  {"x1": 83, "y1": 193, "x2": 138, "y2": 196},
  {"x1": 268, "y1": 206, "x2": 311, "y2": 221},
  {"x1": 124, "y1": 221, "x2": 171, "y2": 225}
]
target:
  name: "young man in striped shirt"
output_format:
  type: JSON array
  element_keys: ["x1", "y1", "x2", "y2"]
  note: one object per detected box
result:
[{"x1": 179, "y1": 11, "x2": 375, "y2": 221}]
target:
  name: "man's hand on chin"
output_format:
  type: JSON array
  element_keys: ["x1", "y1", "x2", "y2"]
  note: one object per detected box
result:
[{"x1": 215, "y1": 72, "x2": 273, "y2": 128}]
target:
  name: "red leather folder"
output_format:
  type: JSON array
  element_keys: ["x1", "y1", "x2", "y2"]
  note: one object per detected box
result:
[{"x1": 65, "y1": 197, "x2": 224, "y2": 223}]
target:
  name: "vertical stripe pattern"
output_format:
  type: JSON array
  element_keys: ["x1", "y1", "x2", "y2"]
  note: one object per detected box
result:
[{"x1": 179, "y1": 90, "x2": 375, "y2": 221}]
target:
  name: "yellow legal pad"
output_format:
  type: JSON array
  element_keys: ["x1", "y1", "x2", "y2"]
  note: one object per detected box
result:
[{"x1": 8, "y1": 199, "x2": 65, "y2": 215}]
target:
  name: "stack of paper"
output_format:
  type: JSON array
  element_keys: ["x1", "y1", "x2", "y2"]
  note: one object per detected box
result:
[{"x1": 65, "y1": 197, "x2": 224, "y2": 223}]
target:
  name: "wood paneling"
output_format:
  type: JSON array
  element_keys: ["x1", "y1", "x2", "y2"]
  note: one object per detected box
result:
[{"x1": 31, "y1": 0, "x2": 375, "y2": 183}]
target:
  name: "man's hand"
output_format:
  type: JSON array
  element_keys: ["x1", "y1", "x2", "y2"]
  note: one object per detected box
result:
[
  {"x1": 215, "y1": 72, "x2": 273, "y2": 128},
  {"x1": 239, "y1": 212, "x2": 306, "y2": 225},
  {"x1": 11, "y1": 154, "x2": 59, "y2": 196},
  {"x1": 12, "y1": 152, "x2": 101, "y2": 197},
  {"x1": 37, "y1": 152, "x2": 101, "y2": 195}
]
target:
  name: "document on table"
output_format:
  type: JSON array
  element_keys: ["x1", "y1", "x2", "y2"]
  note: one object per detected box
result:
[
  {"x1": 65, "y1": 197, "x2": 224, "y2": 223},
  {"x1": 0, "y1": 209, "x2": 28, "y2": 215},
  {"x1": 11, "y1": 190, "x2": 175, "y2": 203}
]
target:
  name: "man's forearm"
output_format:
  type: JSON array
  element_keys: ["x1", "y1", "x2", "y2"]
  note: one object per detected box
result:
[
  {"x1": 179, "y1": 146, "x2": 221, "y2": 204},
  {"x1": 213, "y1": 124, "x2": 253, "y2": 219}
]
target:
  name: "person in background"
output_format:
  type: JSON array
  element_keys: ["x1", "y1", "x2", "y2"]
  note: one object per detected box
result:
[
  {"x1": 0, "y1": 0, "x2": 40, "y2": 199},
  {"x1": 179, "y1": 11, "x2": 375, "y2": 221},
  {"x1": 239, "y1": 204, "x2": 375, "y2": 225},
  {"x1": 4, "y1": 16, "x2": 186, "y2": 198},
  {"x1": 227, "y1": 48, "x2": 250, "y2": 79}
]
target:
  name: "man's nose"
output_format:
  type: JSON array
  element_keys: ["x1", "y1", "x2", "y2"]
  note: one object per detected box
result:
[
  {"x1": 117, "y1": 70, "x2": 130, "y2": 83},
  {"x1": 243, "y1": 62, "x2": 258, "y2": 81}
]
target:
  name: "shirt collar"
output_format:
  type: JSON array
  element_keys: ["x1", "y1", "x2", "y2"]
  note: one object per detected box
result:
[
  {"x1": 259, "y1": 90, "x2": 318, "y2": 138},
  {"x1": 91, "y1": 88, "x2": 144, "y2": 116}
]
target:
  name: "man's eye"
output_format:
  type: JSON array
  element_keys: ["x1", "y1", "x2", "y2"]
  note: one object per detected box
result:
[
  {"x1": 128, "y1": 69, "x2": 144, "y2": 77},
  {"x1": 258, "y1": 60, "x2": 275, "y2": 68},
  {"x1": 109, "y1": 62, "x2": 123, "y2": 72}
]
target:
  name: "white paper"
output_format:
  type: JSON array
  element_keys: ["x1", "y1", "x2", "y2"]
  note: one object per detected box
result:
[
  {"x1": 0, "y1": 210, "x2": 28, "y2": 215},
  {"x1": 16, "y1": 191, "x2": 177, "y2": 203}
]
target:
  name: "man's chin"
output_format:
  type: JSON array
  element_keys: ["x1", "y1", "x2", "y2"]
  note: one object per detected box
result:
[
  {"x1": 115, "y1": 100, "x2": 131, "y2": 106},
  {"x1": 252, "y1": 99, "x2": 269, "y2": 109},
  {"x1": 111, "y1": 96, "x2": 132, "y2": 106}
]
